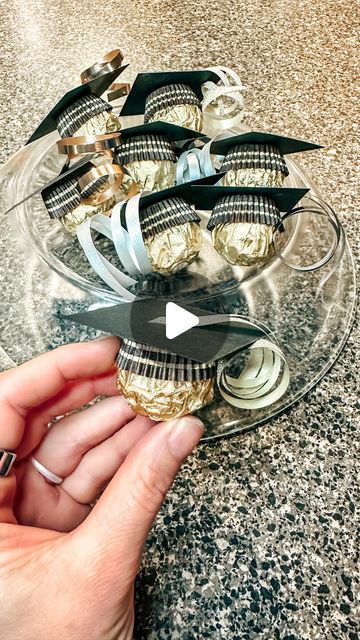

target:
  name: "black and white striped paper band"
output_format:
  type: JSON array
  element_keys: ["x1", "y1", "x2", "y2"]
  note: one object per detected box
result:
[
  {"x1": 0, "y1": 450, "x2": 17, "y2": 477},
  {"x1": 57, "y1": 95, "x2": 112, "y2": 138},
  {"x1": 207, "y1": 194, "x2": 281, "y2": 230},
  {"x1": 140, "y1": 197, "x2": 200, "y2": 240},
  {"x1": 115, "y1": 135, "x2": 177, "y2": 165},
  {"x1": 117, "y1": 338, "x2": 216, "y2": 382},
  {"x1": 144, "y1": 84, "x2": 201, "y2": 122},
  {"x1": 221, "y1": 144, "x2": 289, "y2": 175},
  {"x1": 43, "y1": 178, "x2": 81, "y2": 219},
  {"x1": 43, "y1": 170, "x2": 109, "y2": 219}
]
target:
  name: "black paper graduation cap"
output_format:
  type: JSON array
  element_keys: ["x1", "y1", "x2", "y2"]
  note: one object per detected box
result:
[
  {"x1": 119, "y1": 121, "x2": 208, "y2": 145},
  {"x1": 120, "y1": 69, "x2": 220, "y2": 117},
  {"x1": 190, "y1": 185, "x2": 309, "y2": 212},
  {"x1": 26, "y1": 65, "x2": 129, "y2": 145},
  {"x1": 210, "y1": 130, "x2": 323, "y2": 156},
  {"x1": 4, "y1": 156, "x2": 96, "y2": 216},
  {"x1": 65, "y1": 298, "x2": 266, "y2": 363},
  {"x1": 41, "y1": 156, "x2": 95, "y2": 199}
]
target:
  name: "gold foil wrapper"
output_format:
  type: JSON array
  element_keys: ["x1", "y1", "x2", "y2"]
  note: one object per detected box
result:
[
  {"x1": 149, "y1": 104, "x2": 203, "y2": 131},
  {"x1": 60, "y1": 197, "x2": 116, "y2": 232},
  {"x1": 145, "y1": 221, "x2": 202, "y2": 275},
  {"x1": 125, "y1": 159, "x2": 176, "y2": 192},
  {"x1": 75, "y1": 110, "x2": 121, "y2": 136},
  {"x1": 117, "y1": 370, "x2": 214, "y2": 420},
  {"x1": 212, "y1": 221, "x2": 274, "y2": 266},
  {"x1": 60, "y1": 174, "x2": 135, "y2": 233},
  {"x1": 221, "y1": 168, "x2": 286, "y2": 187}
]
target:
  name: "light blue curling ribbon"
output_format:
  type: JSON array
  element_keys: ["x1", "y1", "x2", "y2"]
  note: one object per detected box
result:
[
  {"x1": 123, "y1": 194, "x2": 154, "y2": 275},
  {"x1": 111, "y1": 201, "x2": 143, "y2": 276},
  {"x1": 77, "y1": 193, "x2": 157, "y2": 296},
  {"x1": 76, "y1": 213, "x2": 137, "y2": 299},
  {"x1": 176, "y1": 135, "x2": 227, "y2": 185}
]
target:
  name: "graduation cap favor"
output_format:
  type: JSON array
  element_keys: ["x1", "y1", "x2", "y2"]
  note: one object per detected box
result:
[
  {"x1": 127, "y1": 176, "x2": 226, "y2": 277},
  {"x1": 121, "y1": 69, "x2": 221, "y2": 131},
  {"x1": 210, "y1": 131, "x2": 322, "y2": 188},
  {"x1": 27, "y1": 65, "x2": 128, "y2": 145},
  {"x1": 114, "y1": 121, "x2": 207, "y2": 192},
  {"x1": 41, "y1": 156, "x2": 137, "y2": 233},
  {"x1": 66, "y1": 298, "x2": 290, "y2": 421},
  {"x1": 191, "y1": 185, "x2": 309, "y2": 267},
  {"x1": 77, "y1": 175, "x2": 223, "y2": 292}
]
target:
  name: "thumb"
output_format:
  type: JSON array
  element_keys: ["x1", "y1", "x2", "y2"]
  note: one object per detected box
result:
[{"x1": 72, "y1": 415, "x2": 204, "y2": 590}]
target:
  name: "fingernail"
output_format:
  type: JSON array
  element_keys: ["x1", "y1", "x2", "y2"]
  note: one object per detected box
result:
[{"x1": 168, "y1": 416, "x2": 204, "y2": 460}]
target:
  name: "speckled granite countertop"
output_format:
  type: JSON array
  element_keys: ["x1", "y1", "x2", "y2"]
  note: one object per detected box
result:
[{"x1": 0, "y1": 1, "x2": 359, "y2": 638}]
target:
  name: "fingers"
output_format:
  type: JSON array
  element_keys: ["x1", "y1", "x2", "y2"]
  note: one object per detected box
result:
[
  {"x1": 73, "y1": 416, "x2": 204, "y2": 591},
  {"x1": 14, "y1": 415, "x2": 154, "y2": 531},
  {"x1": 17, "y1": 369, "x2": 118, "y2": 459},
  {"x1": 32, "y1": 396, "x2": 136, "y2": 479},
  {"x1": 0, "y1": 337, "x2": 120, "y2": 451},
  {"x1": 13, "y1": 462, "x2": 91, "y2": 532},
  {"x1": 61, "y1": 416, "x2": 154, "y2": 504}
]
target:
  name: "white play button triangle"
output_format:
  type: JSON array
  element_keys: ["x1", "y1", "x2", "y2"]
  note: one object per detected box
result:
[{"x1": 165, "y1": 302, "x2": 199, "y2": 340}]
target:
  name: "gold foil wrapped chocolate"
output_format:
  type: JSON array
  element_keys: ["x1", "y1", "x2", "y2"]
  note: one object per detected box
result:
[
  {"x1": 140, "y1": 196, "x2": 202, "y2": 275},
  {"x1": 60, "y1": 173, "x2": 136, "y2": 233},
  {"x1": 221, "y1": 168, "x2": 286, "y2": 188},
  {"x1": 117, "y1": 370, "x2": 214, "y2": 421},
  {"x1": 207, "y1": 194, "x2": 281, "y2": 267},
  {"x1": 124, "y1": 159, "x2": 176, "y2": 192},
  {"x1": 145, "y1": 221, "x2": 202, "y2": 275},
  {"x1": 74, "y1": 110, "x2": 121, "y2": 137},
  {"x1": 60, "y1": 195, "x2": 117, "y2": 233},
  {"x1": 212, "y1": 221, "x2": 274, "y2": 266},
  {"x1": 115, "y1": 134, "x2": 178, "y2": 193},
  {"x1": 149, "y1": 104, "x2": 203, "y2": 132},
  {"x1": 220, "y1": 143, "x2": 289, "y2": 188},
  {"x1": 116, "y1": 338, "x2": 215, "y2": 421},
  {"x1": 144, "y1": 83, "x2": 203, "y2": 131}
]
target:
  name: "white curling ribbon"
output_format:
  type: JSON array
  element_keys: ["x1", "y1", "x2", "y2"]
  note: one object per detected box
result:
[
  {"x1": 176, "y1": 135, "x2": 227, "y2": 184},
  {"x1": 202, "y1": 66, "x2": 247, "y2": 130},
  {"x1": 217, "y1": 338, "x2": 290, "y2": 409},
  {"x1": 149, "y1": 312, "x2": 289, "y2": 409},
  {"x1": 77, "y1": 214, "x2": 137, "y2": 300}
]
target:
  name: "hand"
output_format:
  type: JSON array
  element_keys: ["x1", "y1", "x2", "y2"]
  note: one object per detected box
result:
[{"x1": 0, "y1": 338, "x2": 204, "y2": 640}]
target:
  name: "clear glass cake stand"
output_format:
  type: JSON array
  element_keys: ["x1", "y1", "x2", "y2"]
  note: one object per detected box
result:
[{"x1": 0, "y1": 123, "x2": 356, "y2": 440}]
